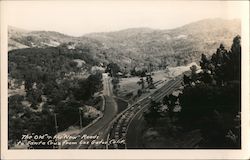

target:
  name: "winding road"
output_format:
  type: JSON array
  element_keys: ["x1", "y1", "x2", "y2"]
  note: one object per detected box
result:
[
  {"x1": 108, "y1": 75, "x2": 183, "y2": 149},
  {"x1": 62, "y1": 73, "x2": 118, "y2": 149},
  {"x1": 61, "y1": 73, "x2": 184, "y2": 149}
]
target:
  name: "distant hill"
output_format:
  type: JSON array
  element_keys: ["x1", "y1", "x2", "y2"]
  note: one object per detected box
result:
[
  {"x1": 8, "y1": 26, "x2": 78, "y2": 50},
  {"x1": 84, "y1": 18, "x2": 240, "y2": 67},
  {"x1": 8, "y1": 18, "x2": 241, "y2": 68}
]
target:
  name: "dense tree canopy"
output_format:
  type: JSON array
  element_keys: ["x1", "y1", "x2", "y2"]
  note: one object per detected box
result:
[
  {"x1": 143, "y1": 35, "x2": 241, "y2": 148},
  {"x1": 179, "y1": 35, "x2": 241, "y2": 148},
  {"x1": 8, "y1": 47, "x2": 103, "y2": 148}
]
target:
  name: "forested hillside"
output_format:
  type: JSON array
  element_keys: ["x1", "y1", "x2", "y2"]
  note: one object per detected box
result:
[
  {"x1": 7, "y1": 18, "x2": 241, "y2": 149},
  {"x1": 143, "y1": 35, "x2": 241, "y2": 148},
  {"x1": 179, "y1": 35, "x2": 241, "y2": 148},
  {"x1": 8, "y1": 46, "x2": 103, "y2": 148},
  {"x1": 9, "y1": 18, "x2": 241, "y2": 69}
]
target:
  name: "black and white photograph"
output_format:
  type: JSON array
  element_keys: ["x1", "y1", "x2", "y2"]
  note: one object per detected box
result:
[{"x1": 1, "y1": 0, "x2": 249, "y2": 159}]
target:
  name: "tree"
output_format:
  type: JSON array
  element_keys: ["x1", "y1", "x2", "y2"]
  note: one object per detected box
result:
[
  {"x1": 183, "y1": 74, "x2": 191, "y2": 85},
  {"x1": 137, "y1": 77, "x2": 145, "y2": 91},
  {"x1": 146, "y1": 75, "x2": 155, "y2": 89},
  {"x1": 74, "y1": 73, "x2": 102, "y2": 101},
  {"x1": 8, "y1": 46, "x2": 102, "y2": 148},
  {"x1": 190, "y1": 65, "x2": 198, "y2": 82},
  {"x1": 106, "y1": 63, "x2": 120, "y2": 77},
  {"x1": 137, "y1": 89, "x2": 142, "y2": 97},
  {"x1": 144, "y1": 101, "x2": 162, "y2": 127},
  {"x1": 200, "y1": 54, "x2": 209, "y2": 70},
  {"x1": 55, "y1": 100, "x2": 82, "y2": 131},
  {"x1": 178, "y1": 36, "x2": 241, "y2": 148},
  {"x1": 163, "y1": 94, "x2": 178, "y2": 121},
  {"x1": 229, "y1": 35, "x2": 241, "y2": 81}
]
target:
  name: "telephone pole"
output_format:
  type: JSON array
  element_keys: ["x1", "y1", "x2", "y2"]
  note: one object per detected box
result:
[
  {"x1": 79, "y1": 108, "x2": 83, "y2": 129},
  {"x1": 54, "y1": 113, "x2": 58, "y2": 134}
]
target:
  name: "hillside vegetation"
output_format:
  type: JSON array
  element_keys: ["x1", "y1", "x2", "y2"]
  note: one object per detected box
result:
[
  {"x1": 9, "y1": 18, "x2": 240, "y2": 68},
  {"x1": 8, "y1": 18, "x2": 241, "y2": 148},
  {"x1": 143, "y1": 35, "x2": 241, "y2": 148},
  {"x1": 8, "y1": 47, "x2": 103, "y2": 148}
]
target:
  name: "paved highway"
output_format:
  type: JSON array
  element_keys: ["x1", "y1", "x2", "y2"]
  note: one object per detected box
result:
[
  {"x1": 107, "y1": 76, "x2": 183, "y2": 149},
  {"x1": 62, "y1": 73, "x2": 118, "y2": 149},
  {"x1": 61, "y1": 73, "x2": 184, "y2": 149}
]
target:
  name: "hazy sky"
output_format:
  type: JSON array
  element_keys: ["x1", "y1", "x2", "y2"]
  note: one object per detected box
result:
[{"x1": 3, "y1": 1, "x2": 244, "y2": 36}]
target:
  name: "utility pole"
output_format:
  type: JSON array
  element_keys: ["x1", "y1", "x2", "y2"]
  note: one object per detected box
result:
[
  {"x1": 149, "y1": 63, "x2": 153, "y2": 75},
  {"x1": 54, "y1": 113, "x2": 58, "y2": 134},
  {"x1": 79, "y1": 108, "x2": 83, "y2": 129}
]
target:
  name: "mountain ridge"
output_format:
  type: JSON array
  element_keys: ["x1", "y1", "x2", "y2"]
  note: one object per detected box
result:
[{"x1": 8, "y1": 18, "x2": 241, "y2": 68}]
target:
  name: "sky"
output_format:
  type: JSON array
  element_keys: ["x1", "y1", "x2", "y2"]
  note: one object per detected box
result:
[{"x1": 3, "y1": 1, "x2": 244, "y2": 36}]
